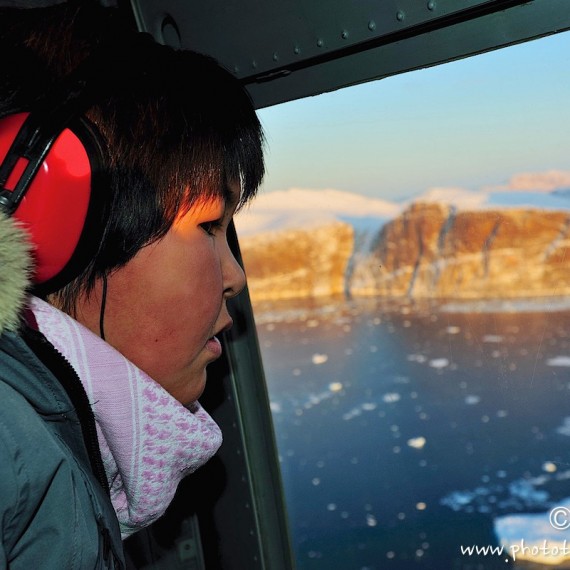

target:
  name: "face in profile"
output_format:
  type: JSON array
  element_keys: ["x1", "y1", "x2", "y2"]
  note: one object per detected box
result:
[{"x1": 74, "y1": 182, "x2": 246, "y2": 405}]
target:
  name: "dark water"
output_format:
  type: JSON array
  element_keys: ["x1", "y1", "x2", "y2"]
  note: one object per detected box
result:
[{"x1": 253, "y1": 297, "x2": 570, "y2": 570}]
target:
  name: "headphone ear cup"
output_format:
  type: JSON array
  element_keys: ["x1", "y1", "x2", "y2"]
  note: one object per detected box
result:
[{"x1": 0, "y1": 112, "x2": 103, "y2": 292}]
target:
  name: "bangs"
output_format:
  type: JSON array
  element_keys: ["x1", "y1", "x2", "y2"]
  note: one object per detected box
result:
[{"x1": 149, "y1": 111, "x2": 265, "y2": 221}]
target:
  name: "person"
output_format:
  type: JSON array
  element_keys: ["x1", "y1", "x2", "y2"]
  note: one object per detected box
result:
[{"x1": 0, "y1": 1, "x2": 265, "y2": 568}]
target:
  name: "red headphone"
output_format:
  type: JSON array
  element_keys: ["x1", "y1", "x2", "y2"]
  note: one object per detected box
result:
[
  {"x1": 0, "y1": 89, "x2": 108, "y2": 294},
  {"x1": 0, "y1": 33, "x2": 160, "y2": 295}
]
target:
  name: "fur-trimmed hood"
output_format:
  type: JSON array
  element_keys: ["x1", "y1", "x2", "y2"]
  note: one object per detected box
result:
[{"x1": 0, "y1": 210, "x2": 32, "y2": 334}]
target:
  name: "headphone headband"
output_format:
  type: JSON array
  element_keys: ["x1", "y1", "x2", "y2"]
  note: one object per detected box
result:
[
  {"x1": 0, "y1": 29, "x2": 157, "y2": 207},
  {"x1": 0, "y1": 31, "x2": 159, "y2": 293}
]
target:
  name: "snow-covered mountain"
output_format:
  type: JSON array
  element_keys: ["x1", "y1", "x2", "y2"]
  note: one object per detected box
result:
[
  {"x1": 235, "y1": 186, "x2": 570, "y2": 239},
  {"x1": 236, "y1": 186, "x2": 570, "y2": 303},
  {"x1": 234, "y1": 187, "x2": 401, "y2": 236}
]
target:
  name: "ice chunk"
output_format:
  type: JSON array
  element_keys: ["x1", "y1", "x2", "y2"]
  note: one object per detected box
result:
[
  {"x1": 556, "y1": 417, "x2": 570, "y2": 436},
  {"x1": 366, "y1": 514, "x2": 377, "y2": 527},
  {"x1": 465, "y1": 395, "x2": 481, "y2": 405},
  {"x1": 495, "y1": 499, "x2": 570, "y2": 565},
  {"x1": 547, "y1": 356, "x2": 570, "y2": 367},
  {"x1": 383, "y1": 392, "x2": 401, "y2": 403},
  {"x1": 542, "y1": 461, "x2": 557, "y2": 473},
  {"x1": 429, "y1": 358, "x2": 449, "y2": 369},
  {"x1": 312, "y1": 353, "x2": 328, "y2": 365},
  {"x1": 342, "y1": 408, "x2": 362, "y2": 421},
  {"x1": 483, "y1": 334, "x2": 503, "y2": 343},
  {"x1": 407, "y1": 436, "x2": 426, "y2": 450},
  {"x1": 407, "y1": 353, "x2": 427, "y2": 363}
]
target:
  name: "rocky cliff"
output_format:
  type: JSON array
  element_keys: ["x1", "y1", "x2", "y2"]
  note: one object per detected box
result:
[
  {"x1": 240, "y1": 220, "x2": 354, "y2": 301},
  {"x1": 239, "y1": 202, "x2": 570, "y2": 302}
]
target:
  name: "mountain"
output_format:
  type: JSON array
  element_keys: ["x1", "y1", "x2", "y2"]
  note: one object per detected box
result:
[
  {"x1": 236, "y1": 188, "x2": 397, "y2": 300},
  {"x1": 236, "y1": 188, "x2": 570, "y2": 303},
  {"x1": 351, "y1": 202, "x2": 570, "y2": 299},
  {"x1": 234, "y1": 187, "x2": 400, "y2": 236}
]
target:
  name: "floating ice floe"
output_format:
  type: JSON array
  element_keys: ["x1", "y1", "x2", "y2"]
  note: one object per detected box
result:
[
  {"x1": 556, "y1": 417, "x2": 570, "y2": 436},
  {"x1": 383, "y1": 392, "x2": 401, "y2": 403},
  {"x1": 342, "y1": 408, "x2": 362, "y2": 421},
  {"x1": 543, "y1": 461, "x2": 557, "y2": 473},
  {"x1": 483, "y1": 334, "x2": 503, "y2": 343},
  {"x1": 407, "y1": 436, "x2": 426, "y2": 450},
  {"x1": 440, "y1": 469, "x2": 568, "y2": 515},
  {"x1": 366, "y1": 514, "x2": 378, "y2": 527},
  {"x1": 342, "y1": 401, "x2": 378, "y2": 421},
  {"x1": 494, "y1": 498, "x2": 570, "y2": 565},
  {"x1": 394, "y1": 375, "x2": 410, "y2": 384},
  {"x1": 407, "y1": 354, "x2": 427, "y2": 363},
  {"x1": 429, "y1": 358, "x2": 449, "y2": 369},
  {"x1": 304, "y1": 390, "x2": 335, "y2": 409},
  {"x1": 270, "y1": 401, "x2": 282, "y2": 413},
  {"x1": 546, "y1": 356, "x2": 570, "y2": 367},
  {"x1": 329, "y1": 381, "x2": 343, "y2": 392},
  {"x1": 312, "y1": 353, "x2": 328, "y2": 365},
  {"x1": 446, "y1": 326, "x2": 461, "y2": 335},
  {"x1": 465, "y1": 395, "x2": 481, "y2": 405}
]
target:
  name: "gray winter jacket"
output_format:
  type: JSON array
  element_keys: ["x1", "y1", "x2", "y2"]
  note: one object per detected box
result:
[{"x1": 0, "y1": 213, "x2": 125, "y2": 568}]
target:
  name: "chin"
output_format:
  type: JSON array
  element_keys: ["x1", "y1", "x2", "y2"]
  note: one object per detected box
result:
[{"x1": 178, "y1": 372, "x2": 208, "y2": 406}]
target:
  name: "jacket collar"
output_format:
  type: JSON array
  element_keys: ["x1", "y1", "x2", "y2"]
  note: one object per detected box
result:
[
  {"x1": 0, "y1": 211, "x2": 32, "y2": 334},
  {"x1": 29, "y1": 296, "x2": 223, "y2": 538}
]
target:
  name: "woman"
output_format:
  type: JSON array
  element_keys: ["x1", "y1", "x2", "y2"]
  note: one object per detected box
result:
[{"x1": 0, "y1": 1, "x2": 265, "y2": 567}]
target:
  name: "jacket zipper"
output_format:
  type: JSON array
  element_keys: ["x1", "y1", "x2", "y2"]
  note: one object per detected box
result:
[{"x1": 22, "y1": 325, "x2": 110, "y2": 494}]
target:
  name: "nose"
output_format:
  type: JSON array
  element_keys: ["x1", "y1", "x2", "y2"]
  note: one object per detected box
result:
[{"x1": 222, "y1": 237, "x2": 246, "y2": 299}]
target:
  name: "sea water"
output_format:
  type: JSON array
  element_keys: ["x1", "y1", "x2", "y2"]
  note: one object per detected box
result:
[{"x1": 254, "y1": 297, "x2": 570, "y2": 569}]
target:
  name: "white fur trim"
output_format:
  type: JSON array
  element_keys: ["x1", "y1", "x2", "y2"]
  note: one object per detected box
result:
[{"x1": 0, "y1": 210, "x2": 32, "y2": 333}]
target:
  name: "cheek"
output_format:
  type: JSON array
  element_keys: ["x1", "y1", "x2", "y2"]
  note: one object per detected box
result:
[
  {"x1": 103, "y1": 238, "x2": 224, "y2": 369},
  {"x1": 137, "y1": 243, "x2": 224, "y2": 334}
]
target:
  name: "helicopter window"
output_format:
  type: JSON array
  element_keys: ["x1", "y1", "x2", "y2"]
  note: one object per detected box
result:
[{"x1": 235, "y1": 30, "x2": 570, "y2": 569}]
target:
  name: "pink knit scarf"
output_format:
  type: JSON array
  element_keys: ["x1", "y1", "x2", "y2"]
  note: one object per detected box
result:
[{"x1": 29, "y1": 296, "x2": 222, "y2": 539}]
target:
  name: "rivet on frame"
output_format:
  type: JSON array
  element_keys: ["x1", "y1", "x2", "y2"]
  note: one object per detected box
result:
[
  {"x1": 427, "y1": 1, "x2": 436, "y2": 10},
  {"x1": 368, "y1": 20, "x2": 376, "y2": 31},
  {"x1": 294, "y1": 46, "x2": 301, "y2": 55},
  {"x1": 317, "y1": 38, "x2": 324, "y2": 47},
  {"x1": 396, "y1": 10, "x2": 405, "y2": 21},
  {"x1": 341, "y1": 30, "x2": 349, "y2": 40},
  {"x1": 273, "y1": 52, "x2": 279, "y2": 61}
]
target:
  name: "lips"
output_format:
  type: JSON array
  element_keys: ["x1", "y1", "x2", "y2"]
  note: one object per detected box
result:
[
  {"x1": 205, "y1": 319, "x2": 233, "y2": 358},
  {"x1": 205, "y1": 335, "x2": 222, "y2": 358}
]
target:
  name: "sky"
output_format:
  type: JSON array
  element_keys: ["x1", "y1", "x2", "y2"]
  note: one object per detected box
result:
[{"x1": 255, "y1": 30, "x2": 570, "y2": 203}]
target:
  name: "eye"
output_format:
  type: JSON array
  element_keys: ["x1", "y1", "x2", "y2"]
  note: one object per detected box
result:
[{"x1": 200, "y1": 220, "x2": 223, "y2": 236}]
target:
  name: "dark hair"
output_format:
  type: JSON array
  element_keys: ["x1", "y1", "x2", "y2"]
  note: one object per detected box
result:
[{"x1": 0, "y1": 1, "x2": 265, "y2": 312}]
